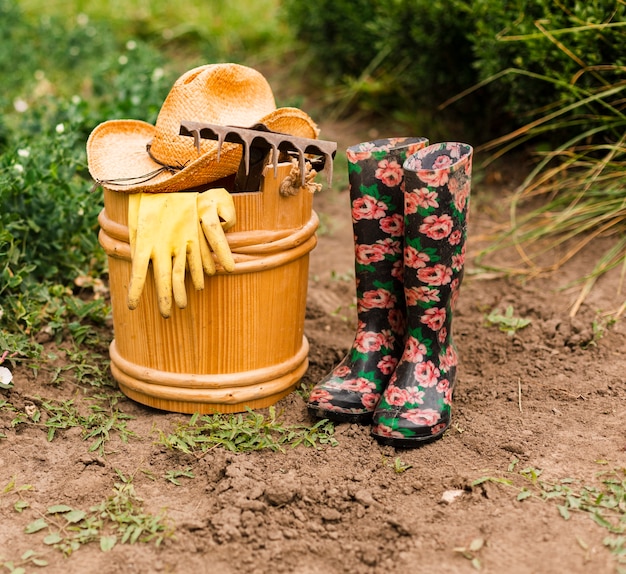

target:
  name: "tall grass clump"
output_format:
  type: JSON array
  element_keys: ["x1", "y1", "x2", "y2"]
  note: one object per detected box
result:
[{"x1": 467, "y1": 4, "x2": 626, "y2": 317}]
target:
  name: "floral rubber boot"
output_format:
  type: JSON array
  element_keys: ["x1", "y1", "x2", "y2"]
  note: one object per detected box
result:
[
  {"x1": 371, "y1": 142, "x2": 473, "y2": 446},
  {"x1": 308, "y1": 137, "x2": 428, "y2": 423}
]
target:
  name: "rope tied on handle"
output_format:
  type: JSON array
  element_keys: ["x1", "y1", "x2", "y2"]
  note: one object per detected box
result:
[{"x1": 279, "y1": 158, "x2": 323, "y2": 197}]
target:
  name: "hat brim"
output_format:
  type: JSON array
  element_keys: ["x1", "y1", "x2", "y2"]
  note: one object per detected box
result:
[{"x1": 87, "y1": 108, "x2": 319, "y2": 193}]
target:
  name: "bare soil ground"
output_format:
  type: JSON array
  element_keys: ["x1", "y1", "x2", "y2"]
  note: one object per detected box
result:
[{"x1": 1, "y1": 121, "x2": 625, "y2": 574}]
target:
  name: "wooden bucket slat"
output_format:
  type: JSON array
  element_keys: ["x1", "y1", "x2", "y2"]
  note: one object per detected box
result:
[{"x1": 99, "y1": 163, "x2": 316, "y2": 413}]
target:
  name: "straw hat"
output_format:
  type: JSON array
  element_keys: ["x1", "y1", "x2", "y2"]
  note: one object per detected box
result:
[{"x1": 87, "y1": 63, "x2": 319, "y2": 193}]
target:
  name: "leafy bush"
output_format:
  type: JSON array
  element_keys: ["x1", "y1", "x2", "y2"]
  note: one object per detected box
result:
[
  {"x1": 281, "y1": 0, "x2": 475, "y2": 121},
  {"x1": 466, "y1": 0, "x2": 626, "y2": 117},
  {"x1": 0, "y1": 3, "x2": 172, "y2": 350}
]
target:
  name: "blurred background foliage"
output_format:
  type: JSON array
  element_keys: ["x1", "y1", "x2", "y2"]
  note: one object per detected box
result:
[{"x1": 0, "y1": 0, "x2": 624, "y2": 359}]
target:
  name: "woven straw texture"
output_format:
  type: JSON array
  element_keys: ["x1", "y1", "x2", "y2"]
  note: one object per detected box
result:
[{"x1": 87, "y1": 63, "x2": 318, "y2": 193}]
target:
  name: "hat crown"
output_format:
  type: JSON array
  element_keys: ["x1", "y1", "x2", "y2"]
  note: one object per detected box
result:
[{"x1": 150, "y1": 64, "x2": 277, "y2": 168}]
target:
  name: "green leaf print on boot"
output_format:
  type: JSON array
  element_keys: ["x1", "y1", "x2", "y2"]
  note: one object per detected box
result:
[
  {"x1": 371, "y1": 142, "x2": 473, "y2": 446},
  {"x1": 308, "y1": 137, "x2": 428, "y2": 423}
]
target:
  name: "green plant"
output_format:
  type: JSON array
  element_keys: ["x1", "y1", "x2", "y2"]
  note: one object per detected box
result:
[
  {"x1": 385, "y1": 456, "x2": 412, "y2": 474},
  {"x1": 484, "y1": 305, "x2": 532, "y2": 336},
  {"x1": 463, "y1": 0, "x2": 626, "y2": 119},
  {"x1": 156, "y1": 406, "x2": 338, "y2": 454},
  {"x1": 7, "y1": 394, "x2": 136, "y2": 455},
  {"x1": 473, "y1": 461, "x2": 626, "y2": 569},
  {"x1": 453, "y1": 537, "x2": 485, "y2": 571},
  {"x1": 1, "y1": 550, "x2": 48, "y2": 572},
  {"x1": 164, "y1": 467, "x2": 195, "y2": 486},
  {"x1": 281, "y1": 0, "x2": 476, "y2": 128},
  {"x1": 23, "y1": 471, "x2": 173, "y2": 556},
  {"x1": 453, "y1": 4, "x2": 626, "y2": 316}
]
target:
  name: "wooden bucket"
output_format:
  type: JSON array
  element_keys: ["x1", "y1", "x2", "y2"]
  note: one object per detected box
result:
[{"x1": 97, "y1": 162, "x2": 317, "y2": 414}]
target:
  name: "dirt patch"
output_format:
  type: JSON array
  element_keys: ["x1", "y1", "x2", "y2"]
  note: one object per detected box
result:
[{"x1": 1, "y1": 124, "x2": 625, "y2": 573}]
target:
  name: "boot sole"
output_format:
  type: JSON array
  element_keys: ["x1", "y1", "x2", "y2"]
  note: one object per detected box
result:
[
  {"x1": 307, "y1": 406, "x2": 373, "y2": 424},
  {"x1": 370, "y1": 427, "x2": 446, "y2": 448}
]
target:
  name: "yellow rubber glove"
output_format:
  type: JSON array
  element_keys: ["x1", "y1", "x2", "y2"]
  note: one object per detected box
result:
[
  {"x1": 197, "y1": 188, "x2": 237, "y2": 274},
  {"x1": 128, "y1": 192, "x2": 206, "y2": 318}
]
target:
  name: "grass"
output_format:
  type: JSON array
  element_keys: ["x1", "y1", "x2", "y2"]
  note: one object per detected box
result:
[
  {"x1": 484, "y1": 305, "x2": 532, "y2": 337},
  {"x1": 2, "y1": 472, "x2": 173, "y2": 565},
  {"x1": 473, "y1": 461, "x2": 626, "y2": 571},
  {"x1": 3, "y1": 393, "x2": 136, "y2": 455},
  {"x1": 155, "y1": 407, "x2": 338, "y2": 454},
  {"x1": 21, "y1": 471, "x2": 173, "y2": 556},
  {"x1": 454, "y1": 20, "x2": 626, "y2": 318}
]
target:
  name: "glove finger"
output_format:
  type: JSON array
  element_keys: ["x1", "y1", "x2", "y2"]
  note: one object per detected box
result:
[
  {"x1": 127, "y1": 247, "x2": 151, "y2": 310},
  {"x1": 171, "y1": 248, "x2": 188, "y2": 310},
  {"x1": 211, "y1": 188, "x2": 237, "y2": 231},
  {"x1": 217, "y1": 201, "x2": 237, "y2": 232},
  {"x1": 127, "y1": 194, "x2": 142, "y2": 257},
  {"x1": 152, "y1": 253, "x2": 173, "y2": 319},
  {"x1": 201, "y1": 218, "x2": 235, "y2": 273},
  {"x1": 187, "y1": 235, "x2": 206, "y2": 291},
  {"x1": 199, "y1": 231, "x2": 216, "y2": 275}
]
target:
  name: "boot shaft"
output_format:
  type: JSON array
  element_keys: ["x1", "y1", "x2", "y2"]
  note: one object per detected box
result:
[
  {"x1": 347, "y1": 138, "x2": 428, "y2": 321},
  {"x1": 402, "y1": 143, "x2": 473, "y2": 348}
]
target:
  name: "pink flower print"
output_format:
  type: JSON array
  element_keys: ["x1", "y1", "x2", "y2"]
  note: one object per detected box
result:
[
  {"x1": 391, "y1": 259, "x2": 404, "y2": 281},
  {"x1": 375, "y1": 159, "x2": 404, "y2": 187},
  {"x1": 388, "y1": 371, "x2": 398, "y2": 387},
  {"x1": 414, "y1": 361, "x2": 440, "y2": 387},
  {"x1": 449, "y1": 230, "x2": 461, "y2": 246},
  {"x1": 421, "y1": 307, "x2": 446, "y2": 332},
  {"x1": 404, "y1": 156, "x2": 422, "y2": 171},
  {"x1": 309, "y1": 388, "x2": 333, "y2": 403},
  {"x1": 417, "y1": 264, "x2": 453, "y2": 286},
  {"x1": 405, "y1": 286, "x2": 441, "y2": 307},
  {"x1": 438, "y1": 326, "x2": 448, "y2": 344},
  {"x1": 341, "y1": 377, "x2": 376, "y2": 392},
  {"x1": 449, "y1": 175, "x2": 470, "y2": 212},
  {"x1": 430, "y1": 422, "x2": 447, "y2": 435},
  {"x1": 346, "y1": 143, "x2": 375, "y2": 163},
  {"x1": 446, "y1": 142, "x2": 462, "y2": 158},
  {"x1": 333, "y1": 365, "x2": 351, "y2": 378},
  {"x1": 419, "y1": 214, "x2": 453, "y2": 240},
  {"x1": 451, "y1": 288, "x2": 460, "y2": 310},
  {"x1": 379, "y1": 328, "x2": 396, "y2": 349},
  {"x1": 385, "y1": 384, "x2": 408, "y2": 406},
  {"x1": 433, "y1": 154, "x2": 454, "y2": 170},
  {"x1": 388, "y1": 308, "x2": 406, "y2": 335},
  {"x1": 355, "y1": 243, "x2": 388, "y2": 265},
  {"x1": 405, "y1": 187, "x2": 438, "y2": 214},
  {"x1": 358, "y1": 288, "x2": 397, "y2": 311},
  {"x1": 371, "y1": 423, "x2": 405, "y2": 439},
  {"x1": 352, "y1": 195, "x2": 387, "y2": 220},
  {"x1": 403, "y1": 336, "x2": 427, "y2": 362},
  {"x1": 436, "y1": 378, "x2": 450, "y2": 394},
  {"x1": 440, "y1": 345, "x2": 458, "y2": 372},
  {"x1": 377, "y1": 355, "x2": 398, "y2": 375},
  {"x1": 443, "y1": 387, "x2": 453, "y2": 405},
  {"x1": 452, "y1": 252, "x2": 465, "y2": 272},
  {"x1": 407, "y1": 142, "x2": 426, "y2": 156},
  {"x1": 417, "y1": 168, "x2": 449, "y2": 188},
  {"x1": 401, "y1": 408, "x2": 441, "y2": 427},
  {"x1": 404, "y1": 386, "x2": 425, "y2": 405},
  {"x1": 405, "y1": 246, "x2": 430, "y2": 269},
  {"x1": 354, "y1": 330, "x2": 388, "y2": 353},
  {"x1": 380, "y1": 214, "x2": 404, "y2": 236},
  {"x1": 380, "y1": 237, "x2": 402, "y2": 255},
  {"x1": 362, "y1": 393, "x2": 381, "y2": 409}
]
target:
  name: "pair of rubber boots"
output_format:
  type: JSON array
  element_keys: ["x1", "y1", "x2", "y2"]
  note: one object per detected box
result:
[{"x1": 307, "y1": 137, "x2": 473, "y2": 448}]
